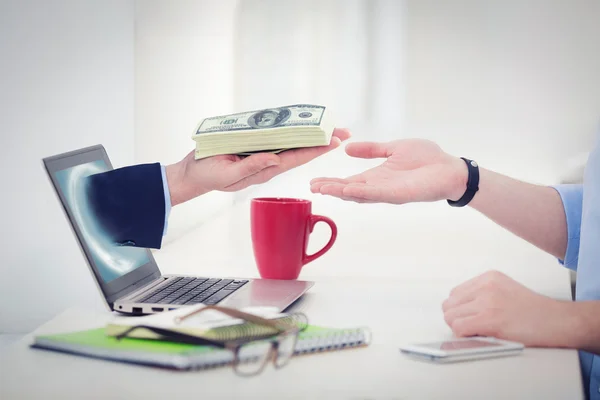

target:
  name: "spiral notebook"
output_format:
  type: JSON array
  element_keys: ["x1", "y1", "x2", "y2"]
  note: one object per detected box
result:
[{"x1": 31, "y1": 306, "x2": 371, "y2": 370}]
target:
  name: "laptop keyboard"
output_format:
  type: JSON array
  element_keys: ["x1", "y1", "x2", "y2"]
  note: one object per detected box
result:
[{"x1": 137, "y1": 277, "x2": 248, "y2": 306}]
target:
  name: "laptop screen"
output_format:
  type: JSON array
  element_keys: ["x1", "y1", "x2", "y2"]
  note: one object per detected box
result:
[
  {"x1": 43, "y1": 145, "x2": 161, "y2": 307},
  {"x1": 55, "y1": 159, "x2": 150, "y2": 283}
]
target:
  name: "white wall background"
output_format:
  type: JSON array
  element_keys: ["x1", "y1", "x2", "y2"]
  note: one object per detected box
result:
[
  {"x1": 134, "y1": 0, "x2": 240, "y2": 245},
  {"x1": 232, "y1": 0, "x2": 405, "y2": 131},
  {"x1": 0, "y1": 0, "x2": 135, "y2": 333},
  {"x1": 404, "y1": 0, "x2": 600, "y2": 183}
]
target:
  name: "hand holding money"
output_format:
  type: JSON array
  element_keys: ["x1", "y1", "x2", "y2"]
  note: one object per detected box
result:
[
  {"x1": 166, "y1": 128, "x2": 351, "y2": 206},
  {"x1": 192, "y1": 104, "x2": 334, "y2": 159}
]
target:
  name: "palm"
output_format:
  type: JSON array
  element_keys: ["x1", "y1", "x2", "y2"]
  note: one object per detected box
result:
[
  {"x1": 310, "y1": 139, "x2": 463, "y2": 204},
  {"x1": 189, "y1": 153, "x2": 250, "y2": 192}
]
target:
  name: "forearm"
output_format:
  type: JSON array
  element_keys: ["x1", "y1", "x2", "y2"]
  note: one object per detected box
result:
[
  {"x1": 457, "y1": 166, "x2": 568, "y2": 260},
  {"x1": 165, "y1": 162, "x2": 191, "y2": 207},
  {"x1": 165, "y1": 160, "x2": 209, "y2": 206}
]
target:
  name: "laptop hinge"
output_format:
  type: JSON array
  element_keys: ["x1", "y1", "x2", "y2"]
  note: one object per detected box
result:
[{"x1": 107, "y1": 271, "x2": 162, "y2": 305}]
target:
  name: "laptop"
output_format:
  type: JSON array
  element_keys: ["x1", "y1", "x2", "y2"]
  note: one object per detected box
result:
[{"x1": 43, "y1": 144, "x2": 313, "y2": 315}]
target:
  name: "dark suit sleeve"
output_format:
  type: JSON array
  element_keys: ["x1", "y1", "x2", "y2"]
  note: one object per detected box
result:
[{"x1": 85, "y1": 163, "x2": 166, "y2": 249}]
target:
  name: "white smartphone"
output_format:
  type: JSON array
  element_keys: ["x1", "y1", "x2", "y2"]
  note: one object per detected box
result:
[{"x1": 399, "y1": 337, "x2": 524, "y2": 363}]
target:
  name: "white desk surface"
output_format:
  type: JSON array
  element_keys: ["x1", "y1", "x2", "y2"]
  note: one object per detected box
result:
[{"x1": 0, "y1": 200, "x2": 584, "y2": 399}]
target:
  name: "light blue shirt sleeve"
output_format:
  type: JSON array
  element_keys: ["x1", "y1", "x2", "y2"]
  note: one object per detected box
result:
[
  {"x1": 551, "y1": 184, "x2": 583, "y2": 270},
  {"x1": 160, "y1": 165, "x2": 171, "y2": 236}
]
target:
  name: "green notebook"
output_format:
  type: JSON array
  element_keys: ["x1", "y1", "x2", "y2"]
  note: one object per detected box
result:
[{"x1": 31, "y1": 325, "x2": 371, "y2": 370}]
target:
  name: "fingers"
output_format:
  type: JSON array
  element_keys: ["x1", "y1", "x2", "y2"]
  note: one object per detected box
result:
[
  {"x1": 442, "y1": 276, "x2": 485, "y2": 312},
  {"x1": 309, "y1": 180, "x2": 376, "y2": 203},
  {"x1": 442, "y1": 290, "x2": 477, "y2": 313},
  {"x1": 450, "y1": 315, "x2": 493, "y2": 338},
  {"x1": 443, "y1": 300, "x2": 480, "y2": 328},
  {"x1": 441, "y1": 273, "x2": 497, "y2": 312},
  {"x1": 443, "y1": 296, "x2": 494, "y2": 338},
  {"x1": 445, "y1": 271, "x2": 510, "y2": 307},
  {"x1": 311, "y1": 181, "x2": 406, "y2": 204},
  {"x1": 442, "y1": 271, "x2": 513, "y2": 338},
  {"x1": 339, "y1": 183, "x2": 391, "y2": 202},
  {"x1": 224, "y1": 164, "x2": 281, "y2": 191},
  {"x1": 224, "y1": 153, "x2": 280, "y2": 184},
  {"x1": 285, "y1": 125, "x2": 351, "y2": 166},
  {"x1": 339, "y1": 196, "x2": 376, "y2": 204},
  {"x1": 309, "y1": 178, "x2": 353, "y2": 193},
  {"x1": 332, "y1": 127, "x2": 352, "y2": 142},
  {"x1": 319, "y1": 183, "x2": 348, "y2": 198},
  {"x1": 345, "y1": 141, "x2": 391, "y2": 159},
  {"x1": 317, "y1": 183, "x2": 384, "y2": 202}
]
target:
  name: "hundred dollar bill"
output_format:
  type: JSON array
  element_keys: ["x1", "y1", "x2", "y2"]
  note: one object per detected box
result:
[
  {"x1": 193, "y1": 104, "x2": 327, "y2": 136},
  {"x1": 191, "y1": 104, "x2": 334, "y2": 160}
]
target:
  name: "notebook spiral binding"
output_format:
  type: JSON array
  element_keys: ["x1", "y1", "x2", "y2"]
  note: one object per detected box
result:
[
  {"x1": 189, "y1": 326, "x2": 372, "y2": 370},
  {"x1": 207, "y1": 312, "x2": 309, "y2": 342},
  {"x1": 294, "y1": 327, "x2": 372, "y2": 355}
]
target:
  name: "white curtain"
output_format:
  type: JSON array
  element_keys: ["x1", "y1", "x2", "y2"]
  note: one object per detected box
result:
[{"x1": 232, "y1": 0, "x2": 407, "y2": 140}]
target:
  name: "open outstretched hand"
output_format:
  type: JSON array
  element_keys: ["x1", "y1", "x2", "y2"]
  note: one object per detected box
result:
[{"x1": 310, "y1": 139, "x2": 467, "y2": 204}]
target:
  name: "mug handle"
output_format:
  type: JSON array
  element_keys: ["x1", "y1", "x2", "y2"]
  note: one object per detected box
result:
[{"x1": 303, "y1": 215, "x2": 338, "y2": 265}]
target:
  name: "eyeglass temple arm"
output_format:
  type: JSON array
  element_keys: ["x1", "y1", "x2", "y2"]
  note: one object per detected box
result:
[
  {"x1": 175, "y1": 305, "x2": 289, "y2": 331},
  {"x1": 114, "y1": 324, "x2": 227, "y2": 347}
]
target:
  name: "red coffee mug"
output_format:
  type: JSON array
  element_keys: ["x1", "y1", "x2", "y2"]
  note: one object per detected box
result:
[{"x1": 251, "y1": 198, "x2": 337, "y2": 280}]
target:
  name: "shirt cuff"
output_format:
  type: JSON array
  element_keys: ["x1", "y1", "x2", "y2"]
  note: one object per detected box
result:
[
  {"x1": 550, "y1": 184, "x2": 583, "y2": 271},
  {"x1": 160, "y1": 165, "x2": 172, "y2": 236}
]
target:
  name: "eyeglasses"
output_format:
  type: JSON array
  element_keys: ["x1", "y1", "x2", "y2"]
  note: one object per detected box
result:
[{"x1": 114, "y1": 305, "x2": 308, "y2": 376}]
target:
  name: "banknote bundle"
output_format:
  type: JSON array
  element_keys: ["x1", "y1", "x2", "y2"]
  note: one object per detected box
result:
[{"x1": 192, "y1": 104, "x2": 334, "y2": 160}]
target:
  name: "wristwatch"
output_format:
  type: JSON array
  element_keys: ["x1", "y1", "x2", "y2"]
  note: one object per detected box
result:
[{"x1": 447, "y1": 157, "x2": 479, "y2": 207}]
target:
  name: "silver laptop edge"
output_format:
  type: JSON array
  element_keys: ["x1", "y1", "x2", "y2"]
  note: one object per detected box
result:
[{"x1": 114, "y1": 275, "x2": 313, "y2": 314}]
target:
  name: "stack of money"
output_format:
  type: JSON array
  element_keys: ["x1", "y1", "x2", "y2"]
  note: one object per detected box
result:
[{"x1": 192, "y1": 104, "x2": 334, "y2": 160}]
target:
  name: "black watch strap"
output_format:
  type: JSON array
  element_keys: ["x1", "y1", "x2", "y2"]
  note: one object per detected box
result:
[{"x1": 447, "y1": 157, "x2": 479, "y2": 207}]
